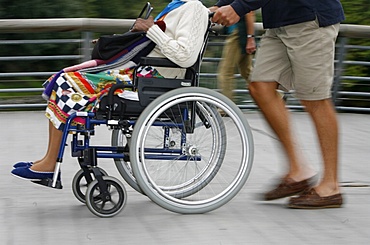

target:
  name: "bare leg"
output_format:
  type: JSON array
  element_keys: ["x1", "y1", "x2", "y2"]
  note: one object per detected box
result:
[
  {"x1": 249, "y1": 81, "x2": 316, "y2": 180},
  {"x1": 32, "y1": 120, "x2": 54, "y2": 166},
  {"x1": 30, "y1": 121, "x2": 62, "y2": 172},
  {"x1": 301, "y1": 99, "x2": 340, "y2": 196}
]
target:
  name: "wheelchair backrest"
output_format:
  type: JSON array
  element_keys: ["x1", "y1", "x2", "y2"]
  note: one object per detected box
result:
[
  {"x1": 135, "y1": 20, "x2": 212, "y2": 107},
  {"x1": 98, "y1": 17, "x2": 213, "y2": 119}
]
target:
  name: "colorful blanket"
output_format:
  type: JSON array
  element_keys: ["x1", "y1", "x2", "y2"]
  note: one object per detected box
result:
[{"x1": 45, "y1": 65, "x2": 163, "y2": 130}]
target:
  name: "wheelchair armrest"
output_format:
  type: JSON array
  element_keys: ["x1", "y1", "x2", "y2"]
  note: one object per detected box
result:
[{"x1": 139, "y1": 57, "x2": 181, "y2": 68}]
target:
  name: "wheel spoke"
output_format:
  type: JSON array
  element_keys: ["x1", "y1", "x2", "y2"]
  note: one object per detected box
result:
[{"x1": 130, "y1": 87, "x2": 254, "y2": 214}]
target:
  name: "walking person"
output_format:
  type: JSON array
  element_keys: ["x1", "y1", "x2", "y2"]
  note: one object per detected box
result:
[
  {"x1": 211, "y1": 0, "x2": 345, "y2": 209},
  {"x1": 216, "y1": 11, "x2": 256, "y2": 102}
]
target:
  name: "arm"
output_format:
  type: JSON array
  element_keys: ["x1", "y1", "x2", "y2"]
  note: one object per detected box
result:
[
  {"x1": 215, "y1": 0, "x2": 269, "y2": 15},
  {"x1": 145, "y1": 2, "x2": 209, "y2": 68},
  {"x1": 245, "y1": 11, "x2": 256, "y2": 54},
  {"x1": 212, "y1": 0, "x2": 270, "y2": 26}
]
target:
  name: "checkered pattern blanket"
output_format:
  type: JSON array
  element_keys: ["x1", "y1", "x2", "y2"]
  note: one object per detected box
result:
[{"x1": 45, "y1": 65, "x2": 163, "y2": 130}]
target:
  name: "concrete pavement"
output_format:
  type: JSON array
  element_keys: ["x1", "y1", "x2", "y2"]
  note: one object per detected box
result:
[{"x1": 0, "y1": 110, "x2": 369, "y2": 244}]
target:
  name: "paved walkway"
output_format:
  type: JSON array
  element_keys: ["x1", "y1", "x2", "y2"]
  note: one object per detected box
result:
[{"x1": 0, "y1": 111, "x2": 369, "y2": 245}]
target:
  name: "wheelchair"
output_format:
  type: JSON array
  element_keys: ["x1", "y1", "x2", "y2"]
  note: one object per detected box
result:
[{"x1": 33, "y1": 5, "x2": 255, "y2": 218}]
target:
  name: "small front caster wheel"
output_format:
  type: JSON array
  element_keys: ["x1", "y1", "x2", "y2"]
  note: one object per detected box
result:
[
  {"x1": 85, "y1": 176, "x2": 127, "y2": 218},
  {"x1": 72, "y1": 168, "x2": 108, "y2": 203}
]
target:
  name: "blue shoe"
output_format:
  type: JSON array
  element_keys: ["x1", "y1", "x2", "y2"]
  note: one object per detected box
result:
[
  {"x1": 11, "y1": 167, "x2": 55, "y2": 181},
  {"x1": 13, "y1": 161, "x2": 33, "y2": 168}
]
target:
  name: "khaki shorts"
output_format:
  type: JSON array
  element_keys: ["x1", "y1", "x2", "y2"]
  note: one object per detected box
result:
[{"x1": 251, "y1": 19, "x2": 340, "y2": 100}]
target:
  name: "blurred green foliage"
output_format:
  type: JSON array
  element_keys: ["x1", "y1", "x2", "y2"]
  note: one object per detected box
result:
[{"x1": 339, "y1": 0, "x2": 370, "y2": 107}]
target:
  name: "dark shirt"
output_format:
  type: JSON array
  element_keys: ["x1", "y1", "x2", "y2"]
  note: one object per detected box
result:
[{"x1": 215, "y1": 0, "x2": 345, "y2": 29}]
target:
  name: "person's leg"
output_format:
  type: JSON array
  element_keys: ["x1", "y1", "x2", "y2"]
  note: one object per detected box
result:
[
  {"x1": 281, "y1": 21, "x2": 341, "y2": 198},
  {"x1": 249, "y1": 82, "x2": 316, "y2": 181},
  {"x1": 30, "y1": 121, "x2": 62, "y2": 172},
  {"x1": 247, "y1": 28, "x2": 317, "y2": 200},
  {"x1": 301, "y1": 99, "x2": 340, "y2": 196},
  {"x1": 32, "y1": 120, "x2": 55, "y2": 165},
  {"x1": 239, "y1": 53, "x2": 253, "y2": 87},
  {"x1": 218, "y1": 30, "x2": 241, "y2": 101}
]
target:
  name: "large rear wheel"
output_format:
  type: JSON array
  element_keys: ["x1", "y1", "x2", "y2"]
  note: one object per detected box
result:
[{"x1": 130, "y1": 87, "x2": 254, "y2": 214}]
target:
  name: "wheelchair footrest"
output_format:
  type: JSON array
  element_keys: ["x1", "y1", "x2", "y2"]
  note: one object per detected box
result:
[{"x1": 32, "y1": 178, "x2": 63, "y2": 189}]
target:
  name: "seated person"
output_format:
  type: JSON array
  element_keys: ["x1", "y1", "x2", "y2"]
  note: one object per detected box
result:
[{"x1": 11, "y1": 0, "x2": 210, "y2": 181}]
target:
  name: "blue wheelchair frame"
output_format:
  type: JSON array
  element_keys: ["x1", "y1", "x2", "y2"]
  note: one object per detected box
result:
[{"x1": 37, "y1": 27, "x2": 211, "y2": 190}]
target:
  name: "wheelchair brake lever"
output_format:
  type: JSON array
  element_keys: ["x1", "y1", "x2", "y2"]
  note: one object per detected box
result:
[{"x1": 107, "y1": 83, "x2": 127, "y2": 120}]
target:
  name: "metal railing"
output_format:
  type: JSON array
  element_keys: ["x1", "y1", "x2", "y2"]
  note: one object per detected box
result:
[{"x1": 1, "y1": 19, "x2": 370, "y2": 111}]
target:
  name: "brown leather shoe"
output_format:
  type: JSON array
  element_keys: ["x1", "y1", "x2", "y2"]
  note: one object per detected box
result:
[
  {"x1": 287, "y1": 188, "x2": 343, "y2": 209},
  {"x1": 264, "y1": 175, "x2": 317, "y2": 201}
]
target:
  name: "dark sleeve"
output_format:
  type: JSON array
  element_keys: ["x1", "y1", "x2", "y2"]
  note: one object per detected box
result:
[{"x1": 214, "y1": 0, "x2": 270, "y2": 17}]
